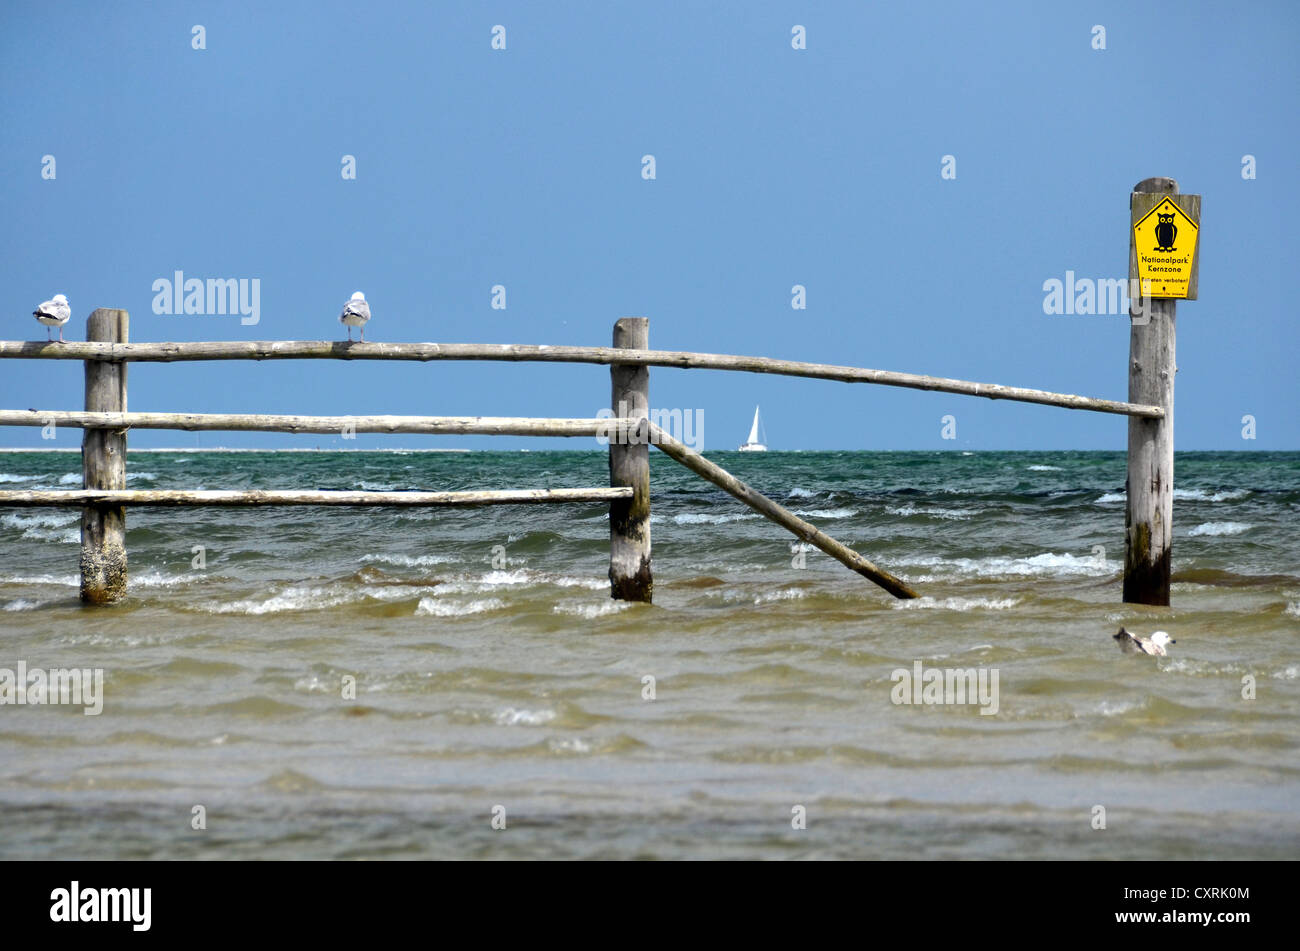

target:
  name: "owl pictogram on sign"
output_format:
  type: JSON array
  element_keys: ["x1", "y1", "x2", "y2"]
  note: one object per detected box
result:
[{"x1": 1154, "y1": 211, "x2": 1178, "y2": 252}]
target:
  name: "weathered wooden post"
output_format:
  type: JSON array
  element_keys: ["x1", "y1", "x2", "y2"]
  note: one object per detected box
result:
[
  {"x1": 80, "y1": 308, "x2": 129, "y2": 604},
  {"x1": 609, "y1": 317, "x2": 652, "y2": 601},
  {"x1": 1124, "y1": 178, "x2": 1200, "y2": 605}
]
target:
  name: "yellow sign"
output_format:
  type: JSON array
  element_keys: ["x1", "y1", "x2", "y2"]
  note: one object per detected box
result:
[{"x1": 1132, "y1": 197, "x2": 1198, "y2": 298}]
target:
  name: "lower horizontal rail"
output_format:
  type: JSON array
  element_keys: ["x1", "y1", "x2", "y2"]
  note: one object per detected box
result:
[
  {"x1": 0, "y1": 488, "x2": 632, "y2": 507},
  {"x1": 0, "y1": 410, "x2": 612, "y2": 437}
]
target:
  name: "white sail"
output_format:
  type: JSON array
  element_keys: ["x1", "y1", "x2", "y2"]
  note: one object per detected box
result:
[{"x1": 739, "y1": 405, "x2": 767, "y2": 451}]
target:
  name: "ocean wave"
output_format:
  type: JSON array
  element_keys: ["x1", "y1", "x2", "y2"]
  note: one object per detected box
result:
[
  {"x1": 57, "y1": 473, "x2": 81, "y2": 485},
  {"x1": 552, "y1": 600, "x2": 631, "y2": 618},
  {"x1": 133, "y1": 570, "x2": 194, "y2": 588},
  {"x1": 203, "y1": 586, "x2": 354, "y2": 615},
  {"x1": 753, "y1": 588, "x2": 807, "y2": 604},
  {"x1": 1286, "y1": 602, "x2": 1300, "y2": 619},
  {"x1": 786, "y1": 487, "x2": 819, "y2": 499},
  {"x1": 1160, "y1": 659, "x2": 1248, "y2": 677},
  {"x1": 0, "y1": 511, "x2": 80, "y2": 543},
  {"x1": 0, "y1": 572, "x2": 78, "y2": 586},
  {"x1": 1274, "y1": 666, "x2": 1298, "y2": 680},
  {"x1": 550, "y1": 576, "x2": 609, "y2": 590},
  {"x1": 0, "y1": 473, "x2": 39, "y2": 483},
  {"x1": 1093, "y1": 699, "x2": 1144, "y2": 717},
  {"x1": 1027, "y1": 464, "x2": 1062, "y2": 471},
  {"x1": 294, "y1": 675, "x2": 336, "y2": 694},
  {"x1": 669, "y1": 512, "x2": 760, "y2": 525},
  {"x1": 2, "y1": 598, "x2": 46, "y2": 612},
  {"x1": 893, "y1": 596, "x2": 1021, "y2": 611},
  {"x1": 357, "y1": 480, "x2": 401, "y2": 491},
  {"x1": 433, "y1": 569, "x2": 605, "y2": 595},
  {"x1": 887, "y1": 504, "x2": 978, "y2": 520},
  {"x1": 2, "y1": 512, "x2": 78, "y2": 531},
  {"x1": 494, "y1": 707, "x2": 556, "y2": 726},
  {"x1": 415, "y1": 596, "x2": 505, "y2": 617},
  {"x1": 1095, "y1": 492, "x2": 1126, "y2": 504},
  {"x1": 897, "y1": 551, "x2": 1111, "y2": 579},
  {"x1": 200, "y1": 578, "x2": 435, "y2": 615},
  {"x1": 360, "y1": 552, "x2": 457, "y2": 568},
  {"x1": 791, "y1": 507, "x2": 858, "y2": 519},
  {"x1": 1186, "y1": 521, "x2": 1251, "y2": 537},
  {"x1": 1173, "y1": 488, "x2": 1250, "y2": 502}
]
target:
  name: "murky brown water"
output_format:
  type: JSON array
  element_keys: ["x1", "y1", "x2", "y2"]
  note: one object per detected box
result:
[{"x1": 2, "y1": 450, "x2": 1297, "y2": 858}]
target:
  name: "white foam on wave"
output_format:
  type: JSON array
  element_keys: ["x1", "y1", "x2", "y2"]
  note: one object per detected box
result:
[
  {"x1": 2, "y1": 512, "x2": 78, "y2": 531},
  {"x1": 479, "y1": 569, "x2": 530, "y2": 586},
  {"x1": 786, "y1": 487, "x2": 819, "y2": 499},
  {"x1": 357, "y1": 480, "x2": 401, "y2": 491},
  {"x1": 3, "y1": 598, "x2": 46, "y2": 612},
  {"x1": 1285, "y1": 602, "x2": 1300, "y2": 619},
  {"x1": 1, "y1": 511, "x2": 80, "y2": 543},
  {"x1": 204, "y1": 586, "x2": 353, "y2": 615},
  {"x1": 897, "y1": 551, "x2": 1112, "y2": 579},
  {"x1": 57, "y1": 473, "x2": 81, "y2": 485},
  {"x1": 894, "y1": 595, "x2": 1021, "y2": 611},
  {"x1": 551, "y1": 576, "x2": 609, "y2": 590},
  {"x1": 294, "y1": 675, "x2": 334, "y2": 693},
  {"x1": 361, "y1": 552, "x2": 457, "y2": 568},
  {"x1": 792, "y1": 507, "x2": 858, "y2": 520},
  {"x1": 202, "y1": 578, "x2": 437, "y2": 615},
  {"x1": 1027, "y1": 464, "x2": 1062, "y2": 471},
  {"x1": 1173, "y1": 488, "x2": 1250, "y2": 502},
  {"x1": 1186, "y1": 521, "x2": 1251, "y2": 537},
  {"x1": 887, "y1": 504, "x2": 978, "y2": 520},
  {"x1": 415, "y1": 596, "x2": 504, "y2": 617},
  {"x1": 0, "y1": 572, "x2": 78, "y2": 586},
  {"x1": 1095, "y1": 492, "x2": 1126, "y2": 504},
  {"x1": 494, "y1": 707, "x2": 555, "y2": 726},
  {"x1": 552, "y1": 600, "x2": 631, "y2": 618},
  {"x1": 669, "y1": 512, "x2": 760, "y2": 525},
  {"x1": 1094, "y1": 699, "x2": 1143, "y2": 717},
  {"x1": 754, "y1": 588, "x2": 807, "y2": 604},
  {"x1": 0, "y1": 473, "x2": 39, "y2": 483},
  {"x1": 133, "y1": 570, "x2": 193, "y2": 588},
  {"x1": 1273, "y1": 666, "x2": 1298, "y2": 680}
]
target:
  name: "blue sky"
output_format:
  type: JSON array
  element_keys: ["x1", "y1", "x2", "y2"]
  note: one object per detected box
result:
[{"x1": 2, "y1": 1, "x2": 1296, "y2": 450}]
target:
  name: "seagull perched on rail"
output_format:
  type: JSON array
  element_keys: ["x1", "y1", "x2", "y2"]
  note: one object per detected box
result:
[
  {"x1": 339, "y1": 291, "x2": 370, "y2": 342},
  {"x1": 33, "y1": 294, "x2": 71, "y2": 342},
  {"x1": 1113, "y1": 627, "x2": 1175, "y2": 656}
]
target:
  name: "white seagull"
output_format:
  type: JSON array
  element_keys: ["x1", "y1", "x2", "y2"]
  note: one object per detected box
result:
[
  {"x1": 33, "y1": 294, "x2": 71, "y2": 342},
  {"x1": 339, "y1": 291, "x2": 370, "y2": 342},
  {"x1": 1113, "y1": 627, "x2": 1175, "y2": 657}
]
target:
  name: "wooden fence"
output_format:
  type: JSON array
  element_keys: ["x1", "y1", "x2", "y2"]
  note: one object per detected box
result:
[
  {"x1": 0, "y1": 310, "x2": 1171, "y2": 608},
  {"x1": 3, "y1": 177, "x2": 1187, "y2": 608}
]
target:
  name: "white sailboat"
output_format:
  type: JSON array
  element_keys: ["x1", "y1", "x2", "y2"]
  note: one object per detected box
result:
[{"x1": 738, "y1": 405, "x2": 767, "y2": 452}]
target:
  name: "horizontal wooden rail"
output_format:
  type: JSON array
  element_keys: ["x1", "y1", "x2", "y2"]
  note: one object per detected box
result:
[
  {"x1": 0, "y1": 340, "x2": 1163, "y2": 418},
  {"x1": 0, "y1": 488, "x2": 632, "y2": 507},
  {"x1": 646, "y1": 422, "x2": 919, "y2": 599},
  {"x1": 0, "y1": 410, "x2": 612, "y2": 437}
]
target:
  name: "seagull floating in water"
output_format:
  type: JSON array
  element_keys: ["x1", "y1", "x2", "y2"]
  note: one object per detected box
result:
[
  {"x1": 339, "y1": 291, "x2": 370, "y2": 342},
  {"x1": 33, "y1": 294, "x2": 71, "y2": 342},
  {"x1": 1114, "y1": 627, "x2": 1175, "y2": 656}
]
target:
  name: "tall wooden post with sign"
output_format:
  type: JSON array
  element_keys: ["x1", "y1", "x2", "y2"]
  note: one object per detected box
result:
[{"x1": 1124, "y1": 178, "x2": 1200, "y2": 606}]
